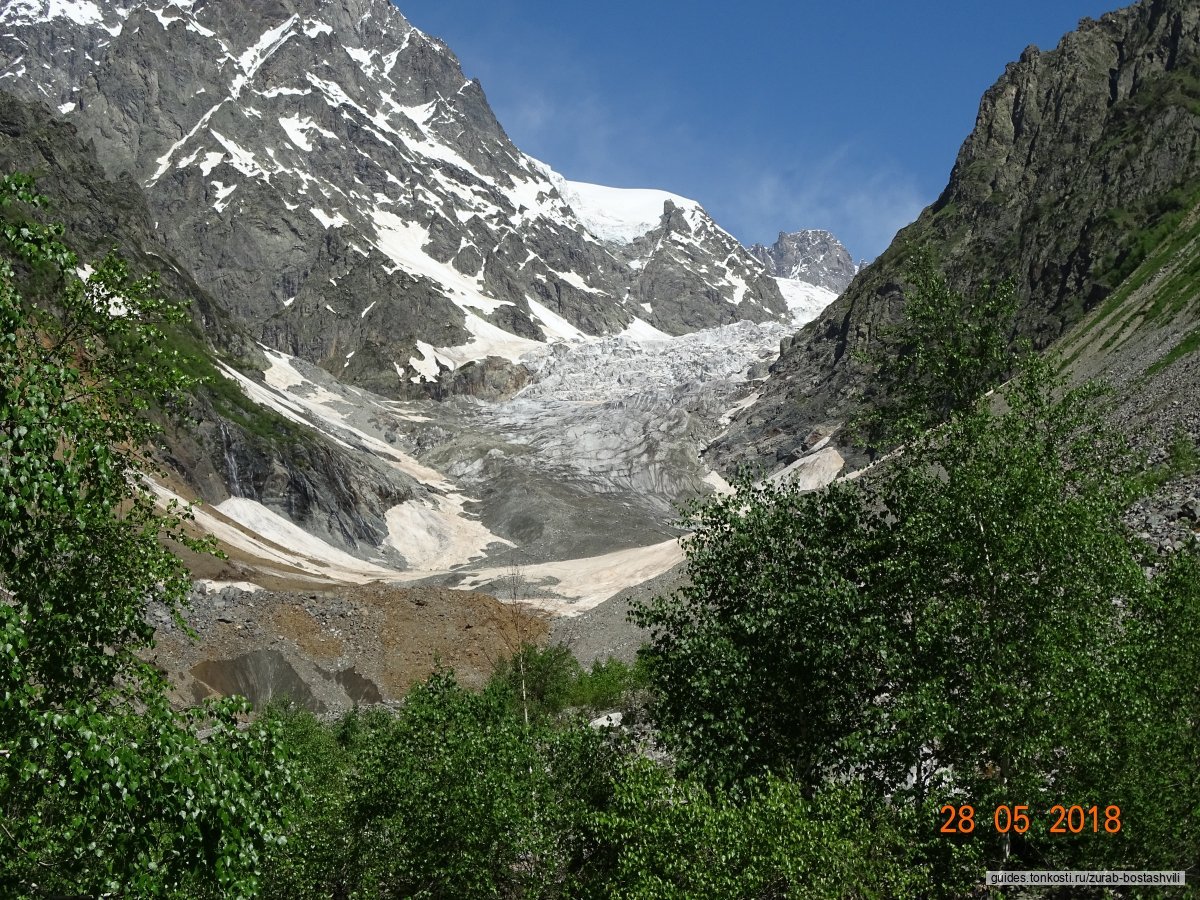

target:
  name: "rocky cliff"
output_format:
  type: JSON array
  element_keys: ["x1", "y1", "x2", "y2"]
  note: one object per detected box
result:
[
  {"x1": 749, "y1": 229, "x2": 857, "y2": 294},
  {"x1": 712, "y1": 0, "x2": 1200, "y2": 474}
]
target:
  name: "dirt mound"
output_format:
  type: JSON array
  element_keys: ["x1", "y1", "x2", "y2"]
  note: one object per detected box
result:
[{"x1": 150, "y1": 581, "x2": 548, "y2": 714}]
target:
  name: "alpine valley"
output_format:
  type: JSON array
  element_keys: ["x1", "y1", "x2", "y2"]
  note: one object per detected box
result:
[
  {"x1": 0, "y1": 0, "x2": 846, "y2": 707},
  {"x1": 8, "y1": 0, "x2": 1200, "y2": 892},
  {"x1": 2, "y1": 0, "x2": 1199, "y2": 717}
]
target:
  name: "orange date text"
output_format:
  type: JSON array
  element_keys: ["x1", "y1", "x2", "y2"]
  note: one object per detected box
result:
[{"x1": 939, "y1": 804, "x2": 1121, "y2": 835}]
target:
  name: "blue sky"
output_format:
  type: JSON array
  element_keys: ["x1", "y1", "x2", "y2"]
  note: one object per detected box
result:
[{"x1": 397, "y1": 1, "x2": 1125, "y2": 261}]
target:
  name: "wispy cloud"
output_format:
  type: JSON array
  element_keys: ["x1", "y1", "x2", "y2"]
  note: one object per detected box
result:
[
  {"x1": 478, "y1": 55, "x2": 930, "y2": 262},
  {"x1": 719, "y1": 151, "x2": 930, "y2": 262}
]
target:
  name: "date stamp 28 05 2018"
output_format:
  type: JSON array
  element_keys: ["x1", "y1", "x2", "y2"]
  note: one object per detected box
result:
[{"x1": 939, "y1": 803, "x2": 1122, "y2": 836}]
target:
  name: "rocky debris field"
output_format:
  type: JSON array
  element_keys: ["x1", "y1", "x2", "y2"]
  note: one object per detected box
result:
[{"x1": 149, "y1": 581, "x2": 548, "y2": 715}]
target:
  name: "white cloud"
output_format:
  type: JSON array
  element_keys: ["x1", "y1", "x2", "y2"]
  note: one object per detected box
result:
[{"x1": 720, "y1": 149, "x2": 930, "y2": 262}]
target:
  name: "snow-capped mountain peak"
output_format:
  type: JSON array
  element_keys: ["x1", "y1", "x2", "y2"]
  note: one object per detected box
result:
[{"x1": 0, "y1": 0, "x2": 833, "y2": 393}]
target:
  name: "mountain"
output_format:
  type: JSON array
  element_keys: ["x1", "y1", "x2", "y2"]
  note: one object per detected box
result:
[
  {"x1": 711, "y1": 0, "x2": 1200, "y2": 476},
  {"x1": 0, "y1": 0, "x2": 788, "y2": 400},
  {"x1": 749, "y1": 229, "x2": 857, "y2": 294},
  {"x1": 0, "y1": 0, "x2": 852, "y2": 622}
]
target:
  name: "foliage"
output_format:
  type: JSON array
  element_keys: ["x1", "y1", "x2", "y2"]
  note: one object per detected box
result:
[
  {"x1": 489, "y1": 643, "x2": 649, "y2": 721},
  {"x1": 591, "y1": 761, "x2": 935, "y2": 899},
  {"x1": 263, "y1": 671, "x2": 626, "y2": 899},
  {"x1": 631, "y1": 477, "x2": 889, "y2": 787},
  {"x1": 0, "y1": 174, "x2": 287, "y2": 895},
  {"x1": 1130, "y1": 427, "x2": 1200, "y2": 495},
  {"x1": 633, "y1": 253, "x2": 1200, "y2": 879},
  {"x1": 854, "y1": 246, "x2": 1018, "y2": 449}
]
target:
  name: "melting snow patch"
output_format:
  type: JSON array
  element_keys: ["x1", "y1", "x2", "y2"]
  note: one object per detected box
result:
[
  {"x1": 232, "y1": 15, "x2": 297, "y2": 97},
  {"x1": 360, "y1": 300, "x2": 377, "y2": 318},
  {"x1": 211, "y1": 180, "x2": 237, "y2": 212},
  {"x1": 459, "y1": 538, "x2": 685, "y2": 615},
  {"x1": 370, "y1": 209, "x2": 512, "y2": 314},
  {"x1": 345, "y1": 46, "x2": 376, "y2": 74},
  {"x1": 438, "y1": 313, "x2": 544, "y2": 368},
  {"x1": 311, "y1": 207, "x2": 347, "y2": 229},
  {"x1": 57, "y1": 101, "x2": 75, "y2": 114},
  {"x1": 151, "y1": 101, "x2": 225, "y2": 182},
  {"x1": 149, "y1": 7, "x2": 180, "y2": 28},
  {"x1": 216, "y1": 497, "x2": 399, "y2": 580},
  {"x1": 186, "y1": 17, "x2": 215, "y2": 38},
  {"x1": 4, "y1": 0, "x2": 103, "y2": 26},
  {"x1": 279, "y1": 113, "x2": 336, "y2": 151},
  {"x1": 719, "y1": 390, "x2": 761, "y2": 427},
  {"x1": 620, "y1": 316, "x2": 672, "y2": 343},
  {"x1": 210, "y1": 130, "x2": 262, "y2": 177},
  {"x1": 259, "y1": 85, "x2": 311, "y2": 98},
  {"x1": 703, "y1": 470, "x2": 734, "y2": 495},
  {"x1": 551, "y1": 269, "x2": 603, "y2": 294},
  {"x1": 527, "y1": 297, "x2": 585, "y2": 343},
  {"x1": 408, "y1": 341, "x2": 449, "y2": 382},
  {"x1": 384, "y1": 495, "x2": 511, "y2": 570},
  {"x1": 198, "y1": 150, "x2": 225, "y2": 176}
]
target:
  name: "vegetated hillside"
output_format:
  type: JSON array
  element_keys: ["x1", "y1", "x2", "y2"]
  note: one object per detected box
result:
[{"x1": 712, "y1": 0, "x2": 1200, "y2": 474}]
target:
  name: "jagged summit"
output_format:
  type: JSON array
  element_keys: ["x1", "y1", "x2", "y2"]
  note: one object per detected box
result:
[
  {"x1": 0, "y1": 0, "x2": 791, "y2": 395},
  {"x1": 749, "y1": 229, "x2": 857, "y2": 294}
]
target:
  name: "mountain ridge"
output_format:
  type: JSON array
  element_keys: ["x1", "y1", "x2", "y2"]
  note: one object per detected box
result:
[
  {"x1": 710, "y1": 0, "x2": 1200, "y2": 475},
  {"x1": 0, "y1": 0, "x2": 797, "y2": 399},
  {"x1": 749, "y1": 229, "x2": 857, "y2": 294}
]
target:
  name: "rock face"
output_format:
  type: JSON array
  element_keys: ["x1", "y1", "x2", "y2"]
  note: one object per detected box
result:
[
  {"x1": 0, "y1": 0, "x2": 787, "y2": 396},
  {"x1": 0, "y1": 89, "x2": 438, "y2": 565},
  {"x1": 712, "y1": 0, "x2": 1200, "y2": 474},
  {"x1": 749, "y1": 230, "x2": 857, "y2": 294}
]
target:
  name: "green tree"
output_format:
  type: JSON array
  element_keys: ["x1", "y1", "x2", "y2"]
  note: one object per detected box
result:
[
  {"x1": 590, "y1": 761, "x2": 932, "y2": 899},
  {"x1": 265, "y1": 671, "x2": 625, "y2": 899},
  {"x1": 0, "y1": 174, "x2": 287, "y2": 895},
  {"x1": 855, "y1": 247, "x2": 1019, "y2": 449},
  {"x1": 632, "y1": 254, "x2": 1200, "y2": 882}
]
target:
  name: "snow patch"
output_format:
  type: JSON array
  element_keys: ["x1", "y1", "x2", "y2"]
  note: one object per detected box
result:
[
  {"x1": 302, "y1": 18, "x2": 331, "y2": 38},
  {"x1": 703, "y1": 470, "x2": 734, "y2": 495},
  {"x1": 232, "y1": 15, "x2": 297, "y2": 97},
  {"x1": 210, "y1": 130, "x2": 262, "y2": 177},
  {"x1": 527, "y1": 297, "x2": 586, "y2": 343},
  {"x1": 198, "y1": 150, "x2": 225, "y2": 176},
  {"x1": 384, "y1": 494, "x2": 510, "y2": 570},
  {"x1": 216, "y1": 497, "x2": 398, "y2": 579},
  {"x1": 774, "y1": 278, "x2": 836, "y2": 326},
  {"x1": 370, "y1": 209, "x2": 511, "y2": 315},
  {"x1": 459, "y1": 538, "x2": 685, "y2": 615},
  {"x1": 211, "y1": 180, "x2": 236, "y2": 212},
  {"x1": 150, "y1": 101, "x2": 225, "y2": 182},
  {"x1": 3, "y1": 0, "x2": 103, "y2": 26},
  {"x1": 557, "y1": 178, "x2": 701, "y2": 245},
  {"x1": 311, "y1": 207, "x2": 347, "y2": 229},
  {"x1": 408, "y1": 341, "x2": 450, "y2": 382},
  {"x1": 278, "y1": 113, "x2": 338, "y2": 148},
  {"x1": 620, "y1": 317, "x2": 672, "y2": 343}
]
